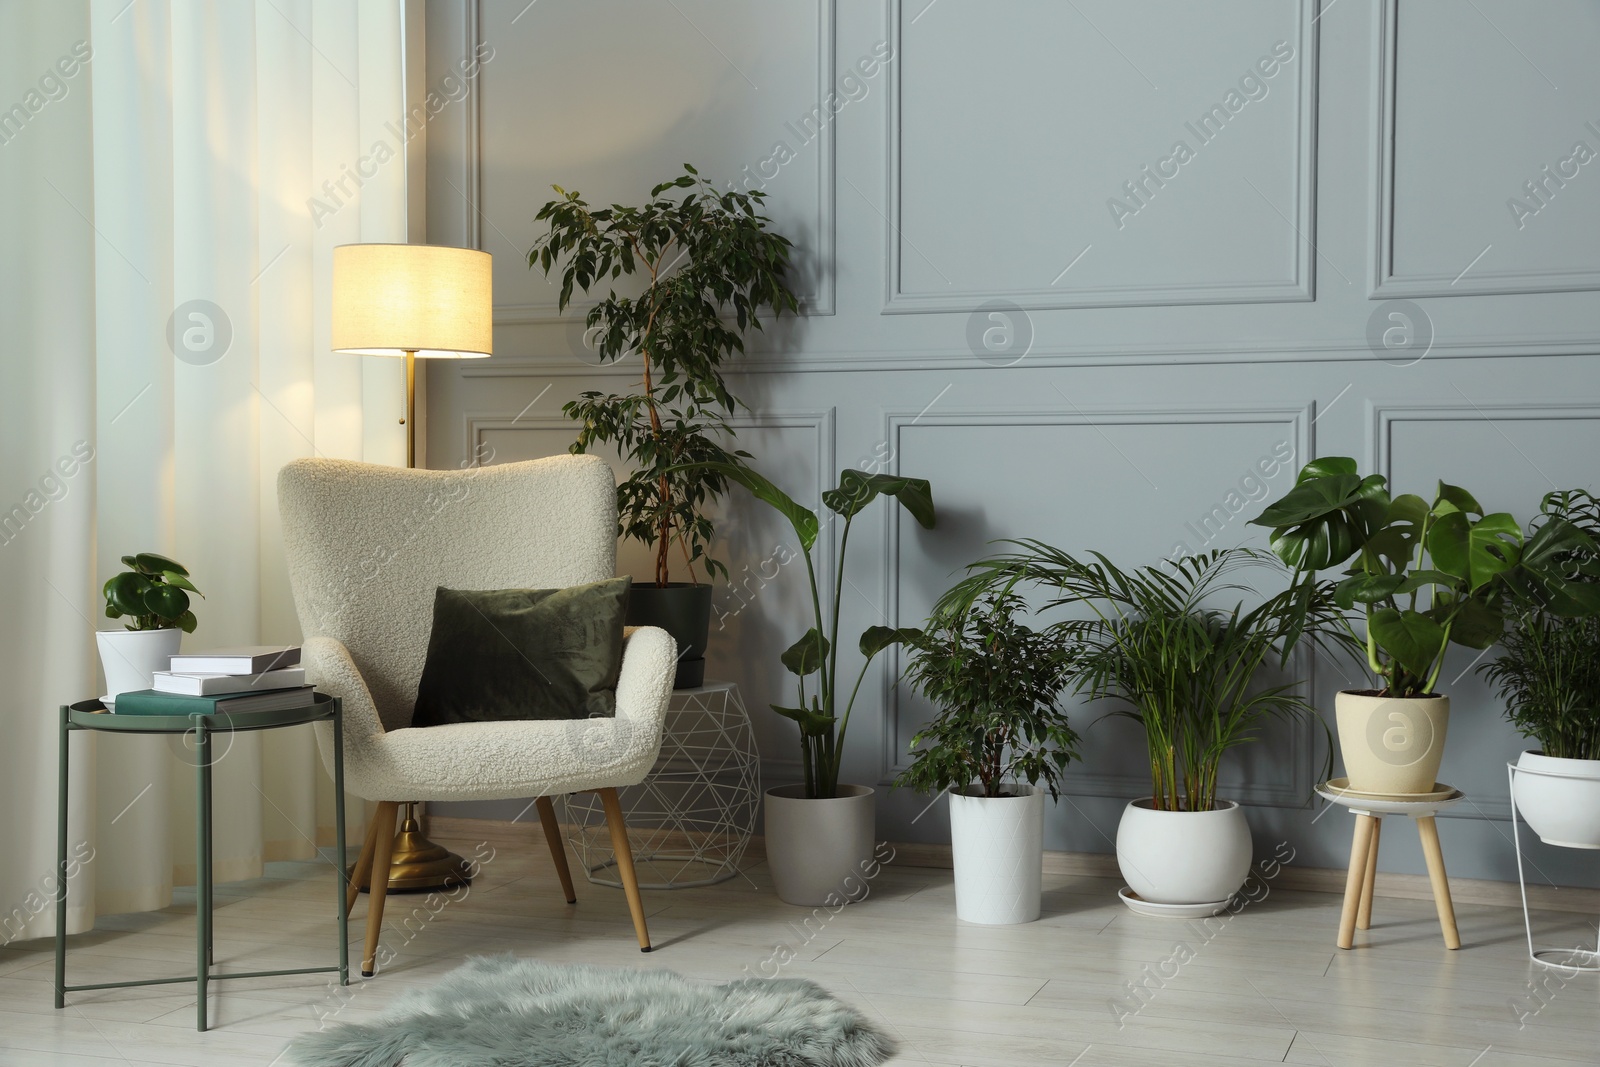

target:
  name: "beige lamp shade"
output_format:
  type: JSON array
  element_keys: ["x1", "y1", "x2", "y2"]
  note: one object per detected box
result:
[{"x1": 331, "y1": 243, "x2": 493, "y2": 358}]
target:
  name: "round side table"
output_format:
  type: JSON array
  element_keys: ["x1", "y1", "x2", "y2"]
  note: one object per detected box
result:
[
  {"x1": 1316, "y1": 780, "x2": 1465, "y2": 951},
  {"x1": 565, "y1": 680, "x2": 759, "y2": 889}
]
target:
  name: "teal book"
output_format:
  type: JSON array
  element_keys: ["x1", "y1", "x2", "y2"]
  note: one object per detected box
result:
[{"x1": 111, "y1": 685, "x2": 315, "y2": 716}]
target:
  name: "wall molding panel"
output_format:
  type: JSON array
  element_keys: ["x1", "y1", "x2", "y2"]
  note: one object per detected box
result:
[
  {"x1": 1369, "y1": 0, "x2": 1600, "y2": 299},
  {"x1": 491, "y1": 0, "x2": 837, "y2": 325},
  {"x1": 882, "y1": 0, "x2": 1320, "y2": 313}
]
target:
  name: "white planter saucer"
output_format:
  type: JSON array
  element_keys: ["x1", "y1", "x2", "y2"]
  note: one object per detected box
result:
[
  {"x1": 1117, "y1": 886, "x2": 1232, "y2": 918},
  {"x1": 1316, "y1": 779, "x2": 1463, "y2": 816}
]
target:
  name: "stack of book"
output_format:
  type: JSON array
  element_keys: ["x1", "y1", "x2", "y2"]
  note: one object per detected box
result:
[{"x1": 112, "y1": 645, "x2": 314, "y2": 715}]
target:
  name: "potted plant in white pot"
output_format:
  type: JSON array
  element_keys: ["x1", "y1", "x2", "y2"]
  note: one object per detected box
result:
[
  {"x1": 678, "y1": 461, "x2": 934, "y2": 905},
  {"x1": 894, "y1": 587, "x2": 1079, "y2": 924},
  {"x1": 531, "y1": 165, "x2": 799, "y2": 687},
  {"x1": 938, "y1": 543, "x2": 1348, "y2": 910},
  {"x1": 1250, "y1": 458, "x2": 1588, "y2": 796},
  {"x1": 1482, "y1": 489, "x2": 1600, "y2": 848},
  {"x1": 98, "y1": 552, "x2": 203, "y2": 698}
]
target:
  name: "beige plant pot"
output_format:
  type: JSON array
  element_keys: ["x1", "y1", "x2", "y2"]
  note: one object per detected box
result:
[{"x1": 1335, "y1": 690, "x2": 1450, "y2": 795}]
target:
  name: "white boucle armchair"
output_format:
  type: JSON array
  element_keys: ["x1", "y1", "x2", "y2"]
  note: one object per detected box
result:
[{"x1": 277, "y1": 454, "x2": 677, "y2": 976}]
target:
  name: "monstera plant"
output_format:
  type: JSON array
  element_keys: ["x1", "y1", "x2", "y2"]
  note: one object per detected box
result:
[
  {"x1": 677, "y1": 460, "x2": 934, "y2": 906},
  {"x1": 1250, "y1": 458, "x2": 1592, "y2": 794}
]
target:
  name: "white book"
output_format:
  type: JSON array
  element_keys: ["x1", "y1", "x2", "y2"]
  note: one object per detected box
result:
[
  {"x1": 168, "y1": 644, "x2": 301, "y2": 674},
  {"x1": 153, "y1": 667, "x2": 307, "y2": 696}
]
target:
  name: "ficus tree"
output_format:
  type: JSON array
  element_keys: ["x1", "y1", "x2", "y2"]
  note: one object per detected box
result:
[{"x1": 530, "y1": 165, "x2": 799, "y2": 587}]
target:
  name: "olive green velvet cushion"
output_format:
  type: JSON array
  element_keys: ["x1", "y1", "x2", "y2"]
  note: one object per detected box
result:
[{"x1": 410, "y1": 578, "x2": 631, "y2": 726}]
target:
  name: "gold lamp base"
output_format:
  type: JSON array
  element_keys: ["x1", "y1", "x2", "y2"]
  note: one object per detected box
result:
[{"x1": 353, "y1": 803, "x2": 473, "y2": 894}]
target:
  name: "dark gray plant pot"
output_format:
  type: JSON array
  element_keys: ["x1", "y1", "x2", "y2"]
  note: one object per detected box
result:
[{"x1": 626, "y1": 582, "x2": 712, "y2": 688}]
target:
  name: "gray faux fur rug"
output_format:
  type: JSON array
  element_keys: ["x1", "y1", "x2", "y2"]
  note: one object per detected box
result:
[{"x1": 283, "y1": 955, "x2": 897, "y2": 1067}]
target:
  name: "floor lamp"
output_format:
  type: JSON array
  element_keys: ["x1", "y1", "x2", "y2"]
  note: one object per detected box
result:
[{"x1": 331, "y1": 243, "x2": 493, "y2": 891}]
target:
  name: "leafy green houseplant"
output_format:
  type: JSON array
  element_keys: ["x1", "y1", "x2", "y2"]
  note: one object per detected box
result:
[
  {"x1": 895, "y1": 587, "x2": 1081, "y2": 925},
  {"x1": 936, "y1": 544, "x2": 1344, "y2": 907},
  {"x1": 530, "y1": 166, "x2": 798, "y2": 685},
  {"x1": 896, "y1": 588, "x2": 1080, "y2": 801},
  {"x1": 1481, "y1": 491, "x2": 1600, "y2": 847},
  {"x1": 678, "y1": 460, "x2": 933, "y2": 906},
  {"x1": 103, "y1": 552, "x2": 203, "y2": 632},
  {"x1": 1249, "y1": 457, "x2": 1594, "y2": 794},
  {"x1": 97, "y1": 552, "x2": 203, "y2": 700}
]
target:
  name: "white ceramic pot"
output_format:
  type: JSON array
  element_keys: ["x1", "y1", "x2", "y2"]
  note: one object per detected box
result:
[
  {"x1": 1335, "y1": 690, "x2": 1450, "y2": 795},
  {"x1": 96, "y1": 627, "x2": 182, "y2": 699},
  {"x1": 1116, "y1": 799, "x2": 1252, "y2": 906},
  {"x1": 949, "y1": 785, "x2": 1044, "y2": 925},
  {"x1": 763, "y1": 784, "x2": 875, "y2": 906},
  {"x1": 1513, "y1": 750, "x2": 1600, "y2": 849}
]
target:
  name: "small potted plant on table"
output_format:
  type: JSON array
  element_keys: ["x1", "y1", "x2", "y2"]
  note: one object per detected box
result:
[
  {"x1": 1482, "y1": 489, "x2": 1600, "y2": 848},
  {"x1": 98, "y1": 552, "x2": 203, "y2": 698},
  {"x1": 679, "y1": 462, "x2": 934, "y2": 905},
  {"x1": 531, "y1": 165, "x2": 798, "y2": 687},
  {"x1": 1250, "y1": 458, "x2": 1588, "y2": 796},
  {"x1": 895, "y1": 587, "x2": 1079, "y2": 924}
]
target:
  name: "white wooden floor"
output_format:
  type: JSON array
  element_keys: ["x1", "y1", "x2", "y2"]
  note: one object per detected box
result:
[{"x1": 2, "y1": 821, "x2": 1598, "y2": 1066}]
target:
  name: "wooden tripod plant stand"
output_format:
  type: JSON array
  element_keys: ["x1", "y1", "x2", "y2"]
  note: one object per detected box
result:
[
  {"x1": 1317, "y1": 782, "x2": 1465, "y2": 951},
  {"x1": 346, "y1": 791, "x2": 651, "y2": 977}
]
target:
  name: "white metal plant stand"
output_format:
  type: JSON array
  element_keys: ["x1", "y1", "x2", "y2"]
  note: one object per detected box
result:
[
  {"x1": 1508, "y1": 761, "x2": 1600, "y2": 972},
  {"x1": 566, "y1": 681, "x2": 759, "y2": 889}
]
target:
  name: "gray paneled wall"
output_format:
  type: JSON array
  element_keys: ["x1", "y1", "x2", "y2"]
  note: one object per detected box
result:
[{"x1": 423, "y1": 0, "x2": 1600, "y2": 886}]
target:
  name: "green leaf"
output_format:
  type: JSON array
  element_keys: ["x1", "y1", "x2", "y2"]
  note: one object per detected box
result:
[
  {"x1": 175, "y1": 609, "x2": 199, "y2": 634},
  {"x1": 161, "y1": 571, "x2": 201, "y2": 594},
  {"x1": 859, "y1": 625, "x2": 924, "y2": 657},
  {"x1": 672, "y1": 460, "x2": 819, "y2": 552},
  {"x1": 142, "y1": 583, "x2": 189, "y2": 621},
  {"x1": 1334, "y1": 573, "x2": 1405, "y2": 608},
  {"x1": 1446, "y1": 597, "x2": 1504, "y2": 649},
  {"x1": 1250, "y1": 472, "x2": 1363, "y2": 528},
  {"x1": 780, "y1": 629, "x2": 830, "y2": 676},
  {"x1": 769, "y1": 704, "x2": 835, "y2": 736},
  {"x1": 1369, "y1": 608, "x2": 1447, "y2": 681},
  {"x1": 1427, "y1": 512, "x2": 1522, "y2": 591},
  {"x1": 1435, "y1": 482, "x2": 1483, "y2": 517},
  {"x1": 1294, "y1": 456, "x2": 1358, "y2": 483},
  {"x1": 103, "y1": 572, "x2": 151, "y2": 616},
  {"x1": 823, "y1": 470, "x2": 935, "y2": 528},
  {"x1": 134, "y1": 552, "x2": 187, "y2": 576}
]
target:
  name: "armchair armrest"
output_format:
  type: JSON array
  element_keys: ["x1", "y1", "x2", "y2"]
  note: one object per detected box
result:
[
  {"x1": 614, "y1": 624, "x2": 677, "y2": 736},
  {"x1": 301, "y1": 635, "x2": 386, "y2": 785}
]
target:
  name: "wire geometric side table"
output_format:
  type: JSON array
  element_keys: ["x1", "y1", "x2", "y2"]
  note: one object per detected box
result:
[{"x1": 566, "y1": 681, "x2": 759, "y2": 889}]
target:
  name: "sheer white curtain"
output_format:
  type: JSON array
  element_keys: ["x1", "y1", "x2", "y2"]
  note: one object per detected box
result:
[{"x1": 0, "y1": 0, "x2": 408, "y2": 942}]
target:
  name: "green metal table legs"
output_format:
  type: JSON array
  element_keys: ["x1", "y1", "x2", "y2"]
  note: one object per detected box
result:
[
  {"x1": 196, "y1": 719, "x2": 211, "y2": 1030},
  {"x1": 333, "y1": 707, "x2": 349, "y2": 986},
  {"x1": 53, "y1": 705, "x2": 67, "y2": 1010}
]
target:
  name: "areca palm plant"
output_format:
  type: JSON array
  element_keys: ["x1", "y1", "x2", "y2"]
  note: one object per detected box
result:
[{"x1": 939, "y1": 544, "x2": 1353, "y2": 812}]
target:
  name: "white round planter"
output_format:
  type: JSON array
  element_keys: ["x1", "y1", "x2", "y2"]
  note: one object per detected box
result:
[
  {"x1": 1116, "y1": 799, "x2": 1252, "y2": 906},
  {"x1": 949, "y1": 785, "x2": 1044, "y2": 925},
  {"x1": 96, "y1": 627, "x2": 181, "y2": 699},
  {"x1": 1513, "y1": 750, "x2": 1600, "y2": 849},
  {"x1": 763, "y1": 784, "x2": 875, "y2": 906},
  {"x1": 1335, "y1": 690, "x2": 1450, "y2": 796}
]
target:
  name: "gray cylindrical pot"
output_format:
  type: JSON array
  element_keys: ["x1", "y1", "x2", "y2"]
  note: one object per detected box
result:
[{"x1": 763, "y1": 784, "x2": 875, "y2": 906}]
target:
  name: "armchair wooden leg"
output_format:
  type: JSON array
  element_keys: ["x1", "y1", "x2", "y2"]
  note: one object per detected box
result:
[
  {"x1": 1357, "y1": 817, "x2": 1381, "y2": 931},
  {"x1": 361, "y1": 801, "x2": 400, "y2": 977},
  {"x1": 535, "y1": 796, "x2": 577, "y2": 904},
  {"x1": 597, "y1": 788, "x2": 651, "y2": 952},
  {"x1": 346, "y1": 813, "x2": 382, "y2": 918}
]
